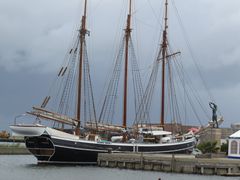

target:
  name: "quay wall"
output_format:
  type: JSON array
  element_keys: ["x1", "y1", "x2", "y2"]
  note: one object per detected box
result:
[
  {"x1": 0, "y1": 147, "x2": 30, "y2": 155},
  {"x1": 0, "y1": 141, "x2": 29, "y2": 155},
  {"x1": 98, "y1": 153, "x2": 240, "y2": 176}
]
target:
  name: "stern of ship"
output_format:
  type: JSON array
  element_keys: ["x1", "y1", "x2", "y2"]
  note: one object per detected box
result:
[{"x1": 25, "y1": 136, "x2": 55, "y2": 162}]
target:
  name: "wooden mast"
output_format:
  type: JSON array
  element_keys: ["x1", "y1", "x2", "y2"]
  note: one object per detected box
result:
[
  {"x1": 160, "y1": 0, "x2": 168, "y2": 129},
  {"x1": 76, "y1": 0, "x2": 88, "y2": 135},
  {"x1": 123, "y1": 0, "x2": 132, "y2": 129}
]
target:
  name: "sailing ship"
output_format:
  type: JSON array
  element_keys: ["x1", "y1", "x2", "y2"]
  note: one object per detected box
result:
[{"x1": 10, "y1": 0, "x2": 199, "y2": 164}]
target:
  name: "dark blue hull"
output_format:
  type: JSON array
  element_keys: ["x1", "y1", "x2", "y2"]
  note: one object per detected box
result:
[{"x1": 25, "y1": 135, "x2": 196, "y2": 164}]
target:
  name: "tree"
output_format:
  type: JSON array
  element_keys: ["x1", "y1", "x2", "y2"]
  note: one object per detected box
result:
[
  {"x1": 220, "y1": 142, "x2": 228, "y2": 154},
  {"x1": 197, "y1": 141, "x2": 219, "y2": 154}
]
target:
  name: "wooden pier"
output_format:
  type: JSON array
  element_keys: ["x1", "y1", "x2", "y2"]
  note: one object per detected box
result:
[{"x1": 98, "y1": 153, "x2": 240, "y2": 176}]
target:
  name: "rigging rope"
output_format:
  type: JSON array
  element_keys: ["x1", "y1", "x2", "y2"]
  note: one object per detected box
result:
[{"x1": 171, "y1": 0, "x2": 221, "y2": 116}]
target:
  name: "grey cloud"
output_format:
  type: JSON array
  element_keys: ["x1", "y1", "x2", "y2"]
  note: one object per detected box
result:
[
  {"x1": 204, "y1": 64, "x2": 240, "y2": 89},
  {"x1": 185, "y1": 63, "x2": 240, "y2": 90},
  {"x1": 0, "y1": 68, "x2": 53, "y2": 129},
  {"x1": 1, "y1": 0, "x2": 240, "y2": 129},
  {"x1": 13, "y1": 50, "x2": 29, "y2": 63}
]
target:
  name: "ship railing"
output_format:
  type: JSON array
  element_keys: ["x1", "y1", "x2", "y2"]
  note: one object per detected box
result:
[{"x1": 85, "y1": 122, "x2": 125, "y2": 132}]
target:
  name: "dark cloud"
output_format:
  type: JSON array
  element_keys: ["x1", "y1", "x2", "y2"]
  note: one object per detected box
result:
[
  {"x1": 183, "y1": 62, "x2": 240, "y2": 91},
  {"x1": 1, "y1": 0, "x2": 240, "y2": 129},
  {"x1": 0, "y1": 68, "x2": 53, "y2": 130},
  {"x1": 13, "y1": 50, "x2": 29, "y2": 63},
  {"x1": 202, "y1": 64, "x2": 240, "y2": 89}
]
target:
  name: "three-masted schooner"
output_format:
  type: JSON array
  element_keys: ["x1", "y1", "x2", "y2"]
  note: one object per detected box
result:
[{"x1": 10, "y1": 0, "x2": 197, "y2": 164}]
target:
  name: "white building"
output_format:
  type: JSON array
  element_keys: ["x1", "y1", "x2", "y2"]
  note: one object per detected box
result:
[{"x1": 228, "y1": 130, "x2": 240, "y2": 158}]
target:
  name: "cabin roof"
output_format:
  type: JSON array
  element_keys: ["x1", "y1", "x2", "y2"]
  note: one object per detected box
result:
[{"x1": 229, "y1": 130, "x2": 240, "y2": 138}]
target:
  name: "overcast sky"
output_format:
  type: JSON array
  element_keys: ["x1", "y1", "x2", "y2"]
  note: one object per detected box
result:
[{"x1": 1, "y1": 0, "x2": 240, "y2": 130}]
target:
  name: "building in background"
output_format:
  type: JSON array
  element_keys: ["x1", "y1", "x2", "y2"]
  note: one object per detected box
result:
[{"x1": 228, "y1": 130, "x2": 240, "y2": 158}]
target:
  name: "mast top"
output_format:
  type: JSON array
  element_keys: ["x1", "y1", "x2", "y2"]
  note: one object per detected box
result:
[
  {"x1": 84, "y1": 0, "x2": 87, "y2": 17},
  {"x1": 80, "y1": 0, "x2": 88, "y2": 35},
  {"x1": 164, "y1": 0, "x2": 168, "y2": 32},
  {"x1": 129, "y1": 0, "x2": 132, "y2": 16},
  {"x1": 125, "y1": 0, "x2": 132, "y2": 33}
]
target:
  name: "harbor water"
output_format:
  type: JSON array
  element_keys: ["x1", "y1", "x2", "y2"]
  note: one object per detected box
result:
[{"x1": 0, "y1": 155, "x2": 238, "y2": 180}]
